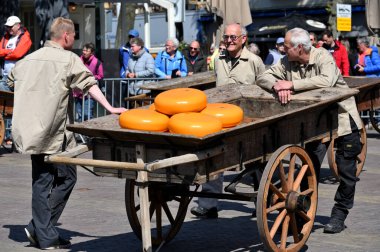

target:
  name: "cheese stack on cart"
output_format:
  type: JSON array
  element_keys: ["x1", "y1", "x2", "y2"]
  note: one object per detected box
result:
[{"x1": 119, "y1": 88, "x2": 244, "y2": 137}]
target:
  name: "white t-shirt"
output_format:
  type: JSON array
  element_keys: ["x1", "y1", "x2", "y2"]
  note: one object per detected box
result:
[{"x1": 3, "y1": 35, "x2": 19, "y2": 76}]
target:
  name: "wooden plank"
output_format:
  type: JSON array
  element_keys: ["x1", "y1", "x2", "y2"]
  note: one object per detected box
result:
[{"x1": 135, "y1": 144, "x2": 152, "y2": 252}]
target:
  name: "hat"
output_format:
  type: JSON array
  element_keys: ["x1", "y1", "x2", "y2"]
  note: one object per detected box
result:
[
  {"x1": 128, "y1": 29, "x2": 139, "y2": 38},
  {"x1": 5, "y1": 16, "x2": 21, "y2": 26},
  {"x1": 276, "y1": 37, "x2": 284, "y2": 44}
]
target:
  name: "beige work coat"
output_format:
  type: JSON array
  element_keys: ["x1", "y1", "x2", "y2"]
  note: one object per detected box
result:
[
  {"x1": 215, "y1": 47, "x2": 265, "y2": 86},
  {"x1": 256, "y1": 47, "x2": 362, "y2": 137},
  {"x1": 8, "y1": 40, "x2": 96, "y2": 154}
]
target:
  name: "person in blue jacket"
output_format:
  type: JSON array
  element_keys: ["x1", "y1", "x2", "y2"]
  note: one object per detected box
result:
[
  {"x1": 155, "y1": 37, "x2": 187, "y2": 79},
  {"x1": 354, "y1": 37, "x2": 380, "y2": 77},
  {"x1": 119, "y1": 29, "x2": 140, "y2": 78}
]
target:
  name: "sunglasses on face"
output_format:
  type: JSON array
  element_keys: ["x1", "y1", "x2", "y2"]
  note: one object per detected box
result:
[
  {"x1": 223, "y1": 34, "x2": 243, "y2": 41},
  {"x1": 190, "y1": 47, "x2": 199, "y2": 51}
]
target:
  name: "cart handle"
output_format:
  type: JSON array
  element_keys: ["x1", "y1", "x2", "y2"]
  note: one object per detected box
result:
[{"x1": 45, "y1": 143, "x2": 225, "y2": 172}]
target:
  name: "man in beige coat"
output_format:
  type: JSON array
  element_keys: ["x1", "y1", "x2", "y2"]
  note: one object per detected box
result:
[
  {"x1": 191, "y1": 23, "x2": 265, "y2": 219},
  {"x1": 257, "y1": 27, "x2": 362, "y2": 234},
  {"x1": 8, "y1": 17, "x2": 126, "y2": 249},
  {"x1": 215, "y1": 23, "x2": 265, "y2": 86}
]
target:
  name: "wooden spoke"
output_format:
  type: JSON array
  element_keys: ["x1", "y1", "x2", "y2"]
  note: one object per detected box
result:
[
  {"x1": 270, "y1": 209, "x2": 287, "y2": 239},
  {"x1": 257, "y1": 145, "x2": 317, "y2": 252},
  {"x1": 280, "y1": 215, "x2": 290, "y2": 249},
  {"x1": 266, "y1": 201, "x2": 286, "y2": 214},
  {"x1": 292, "y1": 164, "x2": 309, "y2": 191},
  {"x1": 279, "y1": 161, "x2": 289, "y2": 193},
  {"x1": 289, "y1": 212, "x2": 300, "y2": 243},
  {"x1": 300, "y1": 188, "x2": 314, "y2": 196},
  {"x1": 287, "y1": 153, "x2": 296, "y2": 189},
  {"x1": 270, "y1": 183, "x2": 286, "y2": 200},
  {"x1": 149, "y1": 201, "x2": 155, "y2": 219},
  {"x1": 155, "y1": 203, "x2": 162, "y2": 240},
  {"x1": 162, "y1": 201, "x2": 175, "y2": 225},
  {"x1": 297, "y1": 210, "x2": 311, "y2": 222}
]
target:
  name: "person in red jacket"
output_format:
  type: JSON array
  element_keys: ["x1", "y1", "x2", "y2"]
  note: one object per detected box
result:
[
  {"x1": 0, "y1": 16, "x2": 32, "y2": 91},
  {"x1": 321, "y1": 30, "x2": 350, "y2": 76}
]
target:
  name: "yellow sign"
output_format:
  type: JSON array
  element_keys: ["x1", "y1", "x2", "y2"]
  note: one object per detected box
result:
[{"x1": 337, "y1": 17, "x2": 352, "y2": 31}]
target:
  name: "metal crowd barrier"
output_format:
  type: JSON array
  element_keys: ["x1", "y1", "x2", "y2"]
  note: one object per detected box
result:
[{"x1": 74, "y1": 77, "x2": 163, "y2": 123}]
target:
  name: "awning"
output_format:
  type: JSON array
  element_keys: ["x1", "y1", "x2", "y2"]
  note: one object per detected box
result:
[
  {"x1": 207, "y1": 0, "x2": 252, "y2": 26},
  {"x1": 251, "y1": 13, "x2": 326, "y2": 36}
]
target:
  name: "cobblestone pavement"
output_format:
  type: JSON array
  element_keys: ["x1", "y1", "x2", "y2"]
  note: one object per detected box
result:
[{"x1": 1, "y1": 131, "x2": 380, "y2": 252}]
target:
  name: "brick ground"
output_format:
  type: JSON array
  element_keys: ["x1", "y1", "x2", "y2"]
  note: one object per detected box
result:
[{"x1": 1, "y1": 130, "x2": 379, "y2": 252}]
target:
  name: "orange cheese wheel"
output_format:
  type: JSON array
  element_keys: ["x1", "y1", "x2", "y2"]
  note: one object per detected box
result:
[
  {"x1": 201, "y1": 103, "x2": 244, "y2": 128},
  {"x1": 168, "y1": 112, "x2": 223, "y2": 137},
  {"x1": 154, "y1": 88, "x2": 207, "y2": 115},
  {"x1": 149, "y1": 103, "x2": 155, "y2": 110},
  {"x1": 119, "y1": 109, "x2": 169, "y2": 132}
]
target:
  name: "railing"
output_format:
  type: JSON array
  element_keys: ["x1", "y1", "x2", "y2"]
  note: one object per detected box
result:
[{"x1": 74, "y1": 77, "x2": 163, "y2": 122}]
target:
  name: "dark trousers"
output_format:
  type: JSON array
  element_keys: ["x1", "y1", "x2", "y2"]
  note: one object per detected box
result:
[
  {"x1": 306, "y1": 119, "x2": 361, "y2": 222},
  {"x1": 26, "y1": 154, "x2": 77, "y2": 248}
]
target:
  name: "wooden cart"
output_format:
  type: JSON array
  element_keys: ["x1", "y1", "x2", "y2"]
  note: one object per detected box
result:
[
  {"x1": 327, "y1": 77, "x2": 380, "y2": 178},
  {"x1": 46, "y1": 84, "x2": 359, "y2": 252},
  {"x1": 0, "y1": 91, "x2": 14, "y2": 145}
]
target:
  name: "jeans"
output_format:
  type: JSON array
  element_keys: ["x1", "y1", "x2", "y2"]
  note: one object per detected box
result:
[
  {"x1": 75, "y1": 97, "x2": 94, "y2": 122},
  {"x1": 26, "y1": 154, "x2": 77, "y2": 248},
  {"x1": 0, "y1": 75, "x2": 13, "y2": 92}
]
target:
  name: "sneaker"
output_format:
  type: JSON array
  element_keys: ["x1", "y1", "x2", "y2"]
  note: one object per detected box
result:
[
  {"x1": 24, "y1": 227, "x2": 37, "y2": 246},
  {"x1": 323, "y1": 218, "x2": 346, "y2": 233},
  {"x1": 190, "y1": 206, "x2": 218, "y2": 218},
  {"x1": 41, "y1": 237, "x2": 71, "y2": 250}
]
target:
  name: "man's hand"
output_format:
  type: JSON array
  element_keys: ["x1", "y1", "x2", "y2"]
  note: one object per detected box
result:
[
  {"x1": 273, "y1": 80, "x2": 293, "y2": 92},
  {"x1": 188, "y1": 72, "x2": 193, "y2": 76},
  {"x1": 272, "y1": 80, "x2": 294, "y2": 105},
  {"x1": 127, "y1": 72, "x2": 136, "y2": 78},
  {"x1": 277, "y1": 89, "x2": 293, "y2": 104},
  {"x1": 110, "y1": 107, "x2": 127, "y2": 114}
]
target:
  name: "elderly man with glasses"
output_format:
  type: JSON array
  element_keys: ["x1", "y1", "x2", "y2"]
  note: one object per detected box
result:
[
  {"x1": 183, "y1": 40, "x2": 207, "y2": 76},
  {"x1": 215, "y1": 23, "x2": 265, "y2": 86},
  {"x1": 190, "y1": 23, "x2": 265, "y2": 219}
]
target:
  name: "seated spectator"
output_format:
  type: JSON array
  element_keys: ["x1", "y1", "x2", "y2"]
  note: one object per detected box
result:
[
  {"x1": 125, "y1": 37, "x2": 155, "y2": 96},
  {"x1": 74, "y1": 42, "x2": 103, "y2": 121},
  {"x1": 155, "y1": 38, "x2": 187, "y2": 79},
  {"x1": 183, "y1": 40, "x2": 207, "y2": 75}
]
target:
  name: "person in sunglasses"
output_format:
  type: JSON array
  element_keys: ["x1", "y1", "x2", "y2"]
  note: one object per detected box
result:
[
  {"x1": 214, "y1": 23, "x2": 265, "y2": 86},
  {"x1": 183, "y1": 40, "x2": 207, "y2": 76},
  {"x1": 191, "y1": 23, "x2": 265, "y2": 219}
]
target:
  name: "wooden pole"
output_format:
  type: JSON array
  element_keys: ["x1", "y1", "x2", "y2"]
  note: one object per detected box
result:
[{"x1": 136, "y1": 144, "x2": 152, "y2": 252}]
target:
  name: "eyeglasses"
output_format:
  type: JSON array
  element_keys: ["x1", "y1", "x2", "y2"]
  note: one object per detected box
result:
[
  {"x1": 190, "y1": 47, "x2": 199, "y2": 51},
  {"x1": 223, "y1": 34, "x2": 243, "y2": 41}
]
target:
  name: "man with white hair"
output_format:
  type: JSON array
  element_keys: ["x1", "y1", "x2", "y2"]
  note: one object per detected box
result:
[
  {"x1": 257, "y1": 27, "x2": 363, "y2": 234},
  {"x1": 215, "y1": 23, "x2": 265, "y2": 86},
  {"x1": 155, "y1": 37, "x2": 187, "y2": 79}
]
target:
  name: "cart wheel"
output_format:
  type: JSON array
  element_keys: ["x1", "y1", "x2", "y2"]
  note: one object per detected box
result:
[
  {"x1": 369, "y1": 110, "x2": 380, "y2": 133},
  {"x1": 125, "y1": 179, "x2": 190, "y2": 246},
  {"x1": 0, "y1": 114, "x2": 5, "y2": 145},
  {"x1": 327, "y1": 122, "x2": 367, "y2": 179},
  {"x1": 257, "y1": 145, "x2": 317, "y2": 252}
]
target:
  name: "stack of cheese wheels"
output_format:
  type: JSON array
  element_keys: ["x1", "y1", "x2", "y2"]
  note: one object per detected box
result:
[
  {"x1": 200, "y1": 103, "x2": 244, "y2": 128},
  {"x1": 154, "y1": 88, "x2": 207, "y2": 115},
  {"x1": 168, "y1": 112, "x2": 223, "y2": 137},
  {"x1": 119, "y1": 109, "x2": 169, "y2": 132}
]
